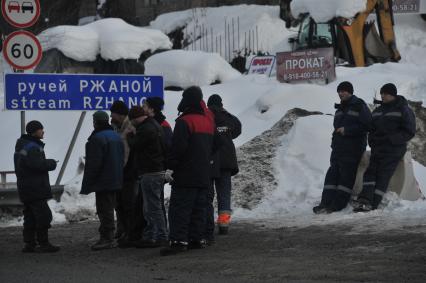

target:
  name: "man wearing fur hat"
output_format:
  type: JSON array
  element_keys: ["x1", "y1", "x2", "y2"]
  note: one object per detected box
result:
[
  {"x1": 313, "y1": 81, "x2": 372, "y2": 214},
  {"x1": 109, "y1": 101, "x2": 138, "y2": 246},
  {"x1": 14, "y1": 120, "x2": 60, "y2": 253},
  {"x1": 81, "y1": 111, "x2": 124, "y2": 250},
  {"x1": 354, "y1": 83, "x2": 416, "y2": 212},
  {"x1": 160, "y1": 86, "x2": 215, "y2": 256}
]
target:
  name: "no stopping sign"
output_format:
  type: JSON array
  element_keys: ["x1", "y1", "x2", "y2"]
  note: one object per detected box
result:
[{"x1": 3, "y1": 30, "x2": 42, "y2": 70}]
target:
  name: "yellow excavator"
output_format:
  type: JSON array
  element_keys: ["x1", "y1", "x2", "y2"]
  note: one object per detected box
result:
[{"x1": 280, "y1": 0, "x2": 401, "y2": 67}]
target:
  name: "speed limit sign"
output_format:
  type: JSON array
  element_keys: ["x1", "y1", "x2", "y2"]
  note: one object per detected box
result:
[{"x1": 3, "y1": 30, "x2": 42, "y2": 70}]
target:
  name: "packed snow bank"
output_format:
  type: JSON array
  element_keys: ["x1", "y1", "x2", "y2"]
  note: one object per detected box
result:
[
  {"x1": 234, "y1": 115, "x2": 426, "y2": 231},
  {"x1": 150, "y1": 5, "x2": 295, "y2": 59},
  {"x1": 291, "y1": 0, "x2": 367, "y2": 23},
  {"x1": 145, "y1": 50, "x2": 241, "y2": 88},
  {"x1": 38, "y1": 18, "x2": 172, "y2": 61}
]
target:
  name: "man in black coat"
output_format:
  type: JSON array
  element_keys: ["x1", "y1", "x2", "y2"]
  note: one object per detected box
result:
[
  {"x1": 206, "y1": 94, "x2": 241, "y2": 236},
  {"x1": 354, "y1": 83, "x2": 416, "y2": 212},
  {"x1": 144, "y1": 97, "x2": 173, "y2": 229},
  {"x1": 109, "y1": 101, "x2": 139, "y2": 247},
  {"x1": 81, "y1": 111, "x2": 124, "y2": 250},
  {"x1": 314, "y1": 81, "x2": 372, "y2": 214},
  {"x1": 126, "y1": 105, "x2": 168, "y2": 248},
  {"x1": 14, "y1": 120, "x2": 60, "y2": 253},
  {"x1": 160, "y1": 86, "x2": 215, "y2": 256}
]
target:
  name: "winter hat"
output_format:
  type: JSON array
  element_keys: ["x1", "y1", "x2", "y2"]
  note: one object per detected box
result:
[
  {"x1": 337, "y1": 81, "x2": 354, "y2": 94},
  {"x1": 145, "y1": 97, "x2": 164, "y2": 114},
  {"x1": 26, "y1": 120, "x2": 43, "y2": 134},
  {"x1": 178, "y1": 86, "x2": 203, "y2": 112},
  {"x1": 128, "y1": 106, "x2": 145, "y2": 120},
  {"x1": 110, "y1": 101, "x2": 129, "y2": 115},
  {"x1": 92, "y1": 110, "x2": 109, "y2": 123},
  {"x1": 380, "y1": 83, "x2": 397, "y2": 97},
  {"x1": 207, "y1": 94, "x2": 223, "y2": 107}
]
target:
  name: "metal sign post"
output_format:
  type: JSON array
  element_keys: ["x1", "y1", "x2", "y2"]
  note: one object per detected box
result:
[{"x1": 55, "y1": 112, "x2": 86, "y2": 186}]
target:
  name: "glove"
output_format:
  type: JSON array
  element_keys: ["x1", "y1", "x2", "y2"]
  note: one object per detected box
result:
[{"x1": 164, "y1": 169, "x2": 174, "y2": 183}]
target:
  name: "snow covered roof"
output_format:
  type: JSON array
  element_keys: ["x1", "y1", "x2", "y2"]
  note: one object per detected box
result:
[
  {"x1": 291, "y1": 0, "x2": 367, "y2": 23},
  {"x1": 144, "y1": 50, "x2": 241, "y2": 88},
  {"x1": 38, "y1": 18, "x2": 172, "y2": 62}
]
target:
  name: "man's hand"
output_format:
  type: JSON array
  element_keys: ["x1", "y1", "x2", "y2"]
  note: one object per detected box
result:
[{"x1": 335, "y1": 127, "x2": 345, "y2": 135}]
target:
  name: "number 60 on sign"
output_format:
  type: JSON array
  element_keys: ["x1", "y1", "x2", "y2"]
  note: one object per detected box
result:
[{"x1": 3, "y1": 30, "x2": 42, "y2": 70}]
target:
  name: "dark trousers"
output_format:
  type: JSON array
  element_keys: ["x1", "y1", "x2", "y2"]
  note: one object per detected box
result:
[
  {"x1": 358, "y1": 151, "x2": 404, "y2": 209},
  {"x1": 168, "y1": 186, "x2": 207, "y2": 243},
  {"x1": 320, "y1": 151, "x2": 363, "y2": 211},
  {"x1": 115, "y1": 178, "x2": 138, "y2": 239},
  {"x1": 205, "y1": 182, "x2": 215, "y2": 241},
  {"x1": 212, "y1": 170, "x2": 232, "y2": 215},
  {"x1": 23, "y1": 199, "x2": 52, "y2": 244},
  {"x1": 95, "y1": 191, "x2": 116, "y2": 240}
]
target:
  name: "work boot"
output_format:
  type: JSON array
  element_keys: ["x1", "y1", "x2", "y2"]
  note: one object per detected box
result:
[
  {"x1": 217, "y1": 213, "x2": 231, "y2": 235},
  {"x1": 188, "y1": 239, "x2": 207, "y2": 249},
  {"x1": 313, "y1": 205, "x2": 333, "y2": 214},
  {"x1": 353, "y1": 198, "x2": 373, "y2": 213},
  {"x1": 91, "y1": 238, "x2": 117, "y2": 251},
  {"x1": 22, "y1": 243, "x2": 36, "y2": 253},
  {"x1": 36, "y1": 242, "x2": 60, "y2": 253},
  {"x1": 160, "y1": 241, "x2": 188, "y2": 256}
]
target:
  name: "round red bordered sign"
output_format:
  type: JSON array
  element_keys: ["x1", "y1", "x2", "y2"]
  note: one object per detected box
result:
[
  {"x1": 1, "y1": 0, "x2": 40, "y2": 28},
  {"x1": 3, "y1": 30, "x2": 42, "y2": 70}
]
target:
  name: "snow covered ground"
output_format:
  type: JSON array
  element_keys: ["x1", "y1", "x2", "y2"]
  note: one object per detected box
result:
[{"x1": 1, "y1": 5, "x2": 426, "y2": 230}]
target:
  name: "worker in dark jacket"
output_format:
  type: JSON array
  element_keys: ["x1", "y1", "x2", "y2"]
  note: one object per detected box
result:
[
  {"x1": 81, "y1": 111, "x2": 124, "y2": 251},
  {"x1": 145, "y1": 97, "x2": 173, "y2": 151},
  {"x1": 160, "y1": 86, "x2": 215, "y2": 256},
  {"x1": 314, "y1": 81, "x2": 372, "y2": 214},
  {"x1": 127, "y1": 106, "x2": 168, "y2": 248},
  {"x1": 354, "y1": 83, "x2": 416, "y2": 212},
  {"x1": 14, "y1": 120, "x2": 59, "y2": 253},
  {"x1": 207, "y1": 94, "x2": 241, "y2": 235},
  {"x1": 144, "y1": 97, "x2": 172, "y2": 229}
]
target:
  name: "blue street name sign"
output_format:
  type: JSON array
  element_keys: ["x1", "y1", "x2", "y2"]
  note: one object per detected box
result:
[{"x1": 4, "y1": 73, "x2": 164, "y2": 110}]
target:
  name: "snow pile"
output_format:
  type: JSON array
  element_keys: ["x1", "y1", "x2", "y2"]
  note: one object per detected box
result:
[
  {"x1": 234, "y1": 114, "x2": 426, "y2": 230},
  {"x1": 145, "y1": 50, "x2": 241, "y2": 88},
  {"x1": 151, "y1": 5, "x2": 295, "y2": 59},
  {"x1": 38, "y1": 18, "x2": 172, "y2": 61},
  {"x1": 291, "y1": 0, "x2": 367, "y2": 22}
]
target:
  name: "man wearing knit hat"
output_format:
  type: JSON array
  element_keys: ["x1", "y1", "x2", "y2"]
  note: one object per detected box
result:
[
  {"x1": 354, "y1": 83, "x2": 416, "y2": 212},
  {"x1": 143, "y1": 97, "x2": 173, "y2": 228},
  {"x1": 161, "y1": 86, "x2": 215, "y2": 256},
  {"x1": 109, "y1": 101, "x2": 139, "y2": 245},
  {"x1": 14, "y1": 120, "x2": 60, "y2": 253},
  {"x1": 206, "y1": 94, "x2": 241, "y2": 238},
  {"x1": 81, "y1": 111, "x2": 124, "y2": 250},
  {"x1": 313, "y1": 81, "x2": 372, "y2": 214},
  {"x1": 127, "y1": 105, "x2": 168, "y2": 248}
]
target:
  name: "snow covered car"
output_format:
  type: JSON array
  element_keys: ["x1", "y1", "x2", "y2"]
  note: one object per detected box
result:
[{"x1": 144, "y1": 50, "x2": 241, "y2": 89}]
